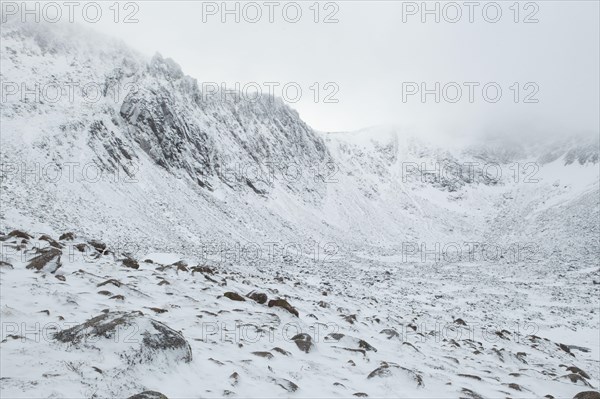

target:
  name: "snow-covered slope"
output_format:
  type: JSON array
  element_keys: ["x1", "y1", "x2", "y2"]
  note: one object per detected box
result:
[{"x1": 1, "y1": 20, "x2": 599, "y2": 398}]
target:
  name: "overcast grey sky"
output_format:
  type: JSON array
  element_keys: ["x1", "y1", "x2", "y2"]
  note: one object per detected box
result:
[{"x1": 87, "y1": 1, "x2": 599, "y2": 140}]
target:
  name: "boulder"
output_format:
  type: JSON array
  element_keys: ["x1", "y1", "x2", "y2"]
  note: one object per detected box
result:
[
  {"x1": 54, "y1": 311, "x2": 192, "y2": 366},
  {"x1": 8, "y1": 230, "x2": 31, "y2": 240},
  {"x1": 325, "y1": 333, "x2": 377, "y2": 352},
  {"x1": 270, "y1": 377, "x2": 299, "y2": 392},
  {"x1": 560, "y1": 374, "x2": 593, "y2": 386},
  {"x1": 128, "y1": 392, "x2": 168, "y2": 399},
  {"x1": 89, "y1": 240, "x2": 107, "y2": 253},
  {"x1": 39, "y1": 234, "x2": 63, "y2": 248},
  {"x1": 291, "y1": 333, "x2": 313, "y2": 353},
  {"x1": 171, "y1": 260, "x2": 188, "y2": 272},
  {"x1": 268, "y1": 299, "x2": 298, "y2": 317},
  {"x1": 59, "y1": 232, "x2": 75, "y2": 241},
  {"x1": 191, "y1": 265, "x2": 214, "y2": 275},
  {"x1": 247, "y1": 291, "x2": 268, "y2": 304},
  {"x1": 0, "y1": 261, "x2": 13, "y2": 269},
  {"x1": 224, "y1": 292, "x2": 245, "y2": 301},
  {"x1": 251, "y1": 351, "x2": 274, "y2": 359},
  {"x1": 122, "y1": 257, "x2": 140, "y2": 269},
  {"x1": 380, "y1": 329, "x2": 399, "y2": 339},
  {"x1": 26, "y1": 248, "x2": 62, "y2": 273},
  {"x1": 272, "y1": 347, "x2": 291, "y2": 356},
  {"x1": 574, "y1": 393, "x2": 600, "y2": 399},
  {"x1": 567, "y1": 366, "x2": 591, "y2": 379},
  {"x1": 367, "y1": 362, "x2": 423, "y2": 387}
]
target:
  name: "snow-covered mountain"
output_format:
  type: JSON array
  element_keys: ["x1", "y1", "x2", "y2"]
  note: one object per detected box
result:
[
  {"x1": 2, "y1": 20, "x2": 598, "y2": 260},
  {"x1": 1, "y1": 20, "x2": 599, "y2": 399}
]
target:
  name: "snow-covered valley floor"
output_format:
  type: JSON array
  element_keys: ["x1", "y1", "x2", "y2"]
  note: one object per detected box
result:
[{"x1": 1, "y1": 231, "x2": 598, "y2": 398}]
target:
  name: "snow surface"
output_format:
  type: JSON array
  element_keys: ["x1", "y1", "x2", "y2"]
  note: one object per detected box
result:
[{"x1": 1, "y1": 19, "x2": 599, "y2": 398}]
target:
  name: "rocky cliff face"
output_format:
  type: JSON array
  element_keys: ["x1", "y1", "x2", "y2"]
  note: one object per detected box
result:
[
  {"x1": 118, "y1": 53, "x2": 330, "y2": 193},
  {"x1": 1, "y1": 19, "x2": 329, "y2": 197}
]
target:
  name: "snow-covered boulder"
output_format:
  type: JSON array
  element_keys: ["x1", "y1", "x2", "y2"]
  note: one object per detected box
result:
[{"x1": 54, "y1": 311, "x2": 192, "y2": 366}]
